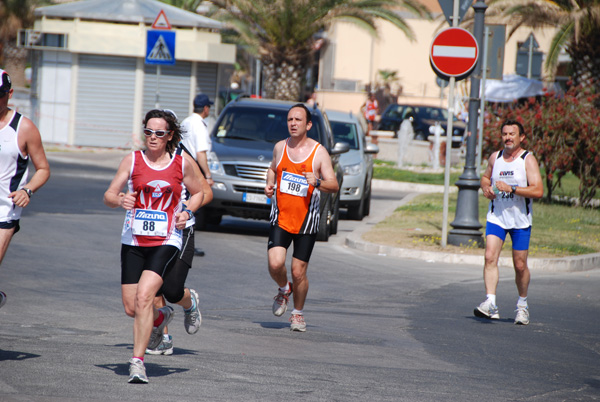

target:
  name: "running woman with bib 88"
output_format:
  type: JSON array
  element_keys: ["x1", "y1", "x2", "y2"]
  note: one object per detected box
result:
[{"x1": 104, "y1": 109, "x2": 205, "y2": 383}]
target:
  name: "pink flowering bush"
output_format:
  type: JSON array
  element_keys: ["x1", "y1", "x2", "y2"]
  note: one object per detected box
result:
[{"x1": 483, "y1": 83, "x2": 600, "y2": 206}]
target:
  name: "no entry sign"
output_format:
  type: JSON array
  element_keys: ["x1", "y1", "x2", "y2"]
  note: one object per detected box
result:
[{"x1": 430, "y1": 27, "x2": 479, "y2": 80}]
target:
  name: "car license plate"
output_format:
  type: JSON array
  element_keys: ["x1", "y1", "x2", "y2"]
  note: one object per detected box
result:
[{"x1": 242, "y1": 193, "x2": 271, "y2": 205}]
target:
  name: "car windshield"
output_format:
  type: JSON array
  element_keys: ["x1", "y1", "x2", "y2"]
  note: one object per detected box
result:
[
  {"x1": 330, "y1": 121, "x2": 359, "y2": 150},
  {"x1": 384, "y1": 105, "x2": 457, "y2": 122},
  {"x1": 213, "y1": 107, "x2": 321, "y2": 144}
]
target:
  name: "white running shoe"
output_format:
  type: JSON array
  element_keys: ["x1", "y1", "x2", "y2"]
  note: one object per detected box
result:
[
  {"x1": 128, "y1": 358, "x2": 148, "y2": 384},
  {"x1": 514, "y1": 306, "x2": 530, "y2": 325},
  {"x1": 146, "y1": 334, "x2": 173, "y2": 355},
  {"x1": 290, "y1": 314, "x2": 306, "y2": 332},
  {"x1": 148, "y1": 306, "x2": 174, "y2": 350},
  {"x1": 272, "y1": 283, "x2": 292, "y2": 317},
  {"x1": 474, "y1": 299, "x2": 500, "y2": 320},
  {"x1": 184, "y1": 289, "x2": 201, "y2": 334}
]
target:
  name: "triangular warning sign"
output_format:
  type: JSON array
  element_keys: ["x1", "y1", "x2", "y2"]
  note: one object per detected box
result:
[
  {"x1": 148, "y1": 35, "x2": 173, "y2": 61},
  {"x1": 152, "y1": 10, "x2": 171, "y2": 30}
]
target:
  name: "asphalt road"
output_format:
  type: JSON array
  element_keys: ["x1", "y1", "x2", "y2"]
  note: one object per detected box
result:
[{"x1": 0, "y1": 154, "x2": 598, "y2": 401}]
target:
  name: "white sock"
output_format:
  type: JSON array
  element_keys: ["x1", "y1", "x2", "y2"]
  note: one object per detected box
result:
[
  {"x1": 486, "y1": 294, "x2": 497, "y2": 306},
  {"x1": 279, "y1": 282, "x2": 290, "y2": 293},
  {"x1": 163, "y1": 334, "x2": 170, "y2": 341},
  {"x1": 517, "y1": 297, "x2": 528, "y2": 308},
  {"x1": 291, "y1": 309, "x2": 303, "y2": 315}
]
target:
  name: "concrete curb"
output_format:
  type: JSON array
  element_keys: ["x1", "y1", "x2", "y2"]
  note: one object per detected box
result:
[{"x1": 346, "y1": 180, "x2": 600, "y2": 272}]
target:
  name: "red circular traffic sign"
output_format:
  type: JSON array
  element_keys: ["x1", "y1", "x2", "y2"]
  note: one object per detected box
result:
[{"x1": 430, "y1": 27, "x2": 479, "y2": 78}]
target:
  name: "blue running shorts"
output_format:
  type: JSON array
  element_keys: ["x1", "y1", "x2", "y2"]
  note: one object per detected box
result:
[{"x1": 485, "y1": 221, "x2": 531, "y2": 251}]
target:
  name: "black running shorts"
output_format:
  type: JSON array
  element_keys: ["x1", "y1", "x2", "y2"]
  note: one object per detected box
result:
[
  {"x1": 267, "y1": 225, "x2": 317, "y2": 263},
  {"x1": 120, "y1": 244, "x2": 179, "y2": 285}
]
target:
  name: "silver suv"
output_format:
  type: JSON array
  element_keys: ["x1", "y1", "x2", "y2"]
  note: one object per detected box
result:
[
  {"x1": 326, "y1": 109, "x2": 379, "y2": 220},
  {"x1": 197, "y1": 98, "x2": 348, "y2": 241}
]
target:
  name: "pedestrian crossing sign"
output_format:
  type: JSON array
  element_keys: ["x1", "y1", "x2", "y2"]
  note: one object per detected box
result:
[{"x1": 145, "y1": 30, "x2": 176, "y2": 65}]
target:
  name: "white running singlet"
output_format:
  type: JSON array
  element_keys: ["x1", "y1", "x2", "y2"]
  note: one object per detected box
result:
[
  {"x1": 0, "y1": 112, "x2": 28, "y2": 223},
  {"x1": 486, "y1": 149, "x2": 533, "y2": 229}
]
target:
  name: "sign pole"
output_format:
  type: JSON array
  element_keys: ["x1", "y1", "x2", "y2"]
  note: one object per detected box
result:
[
  {"x1": 155, "y1": 65, "x2": 161, "y2": 109},
  {"x1": 441, "y1": 0, "x2": 460, "y2": 248}
]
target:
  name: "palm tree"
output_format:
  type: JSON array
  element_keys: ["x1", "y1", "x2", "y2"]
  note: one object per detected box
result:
[
  {"x1": 483, "y1": 0, "x2": 600, "y2": 89},
  {"x1": 208, "y1": 0, "x2": 431, "y2": 101},
  {"x1": 0, "y1": 0, "x2": 53, "y2": 87}
]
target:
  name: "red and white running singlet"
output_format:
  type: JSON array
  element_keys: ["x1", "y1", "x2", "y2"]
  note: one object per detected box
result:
[
  {"x1": 270, "y1": 139, "x2": 321, "y2": 234},
  {"x1": 120, "y1": 150, "x2": 184, "y2": 248}
]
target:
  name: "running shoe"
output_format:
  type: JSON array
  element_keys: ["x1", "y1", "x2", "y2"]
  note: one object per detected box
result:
[
  {"x1": 272, "y1": 283, "x2": 292, "y2": 317},
  {"x1": 474, "y1": 299, "x2": 500, "y2": 320},
  {"x1": 146, "y1": 334, "x2": 173, "y2": 355},
  {"x1": 290, "y1": 314, "x2": 306, "y2": 332},
  {"x1": 514, "y1": 306, "x2": 530, "y2": 325},
  {"x1": 184, "y1": 288, "x2": 202, "y2": 334},
  {"x1": 148, "y1": 306, "x2": 174, "y2": 350},
  {"x1": 128, "y1": 358, "x2": 148, "y2": 384},
  {"x1": 0, "y1": 291, "x2": 6, "y2": 309}
]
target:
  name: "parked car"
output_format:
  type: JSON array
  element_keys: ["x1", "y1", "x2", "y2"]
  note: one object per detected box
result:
[
  {"x1": 377, "y1": 103, "x2": 465, "y2": 147},
  {"x1": 198, "y1": 97, "x2": 348, "y2": 241},
  {"x1": 326, "y1": 109, "x2": 379, "y2": 220}
]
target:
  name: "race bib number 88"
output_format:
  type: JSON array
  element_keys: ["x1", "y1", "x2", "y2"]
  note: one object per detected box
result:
[
  {"x1": 280, "y1": 172, "x2": 309, "y2": 197},
  {"x1": 132, "y1": 209, "x2": 168, "y2": 237}
]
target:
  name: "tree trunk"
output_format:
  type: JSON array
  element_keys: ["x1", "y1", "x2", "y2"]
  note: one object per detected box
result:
[
  {"x1": 2, "y1": 41, "x2": 28, "y2": 88},
  {"x1": 262, "y1": 59, "x2": 304, "y2": 101}
]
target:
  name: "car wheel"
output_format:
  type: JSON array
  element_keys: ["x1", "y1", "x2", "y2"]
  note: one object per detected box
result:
[
  {"x1": 347, "y1": 197, "x2": 364, "y2": 221},
  {"x1": 330, "y1": 195, "x2": 340, "y2": 235},
  {"x1": 414, "y1": 131, "x2": 427, "y2": 141},
  {"x1": 316, "y1": 197, "x2": 331, "y2": 242},
  {"x1": 363, "y1": 187, "x2": 371, "y2": 217}
]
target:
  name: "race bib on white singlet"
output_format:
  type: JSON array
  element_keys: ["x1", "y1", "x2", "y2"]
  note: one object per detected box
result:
[
  {"x1": 280, "y1": 171, "x2": 309, "y2": 197},
  {"x1": 131, "y1": 209, "x2": 168, "y2": 237}
]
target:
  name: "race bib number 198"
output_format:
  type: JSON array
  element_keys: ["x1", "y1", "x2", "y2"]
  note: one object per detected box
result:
[
  {"x1": 280, "y1": 172, "x2": 309, "y2": 197},
  {"x1": 132, "y1": 209, "x2": 168, "y2": 237}
]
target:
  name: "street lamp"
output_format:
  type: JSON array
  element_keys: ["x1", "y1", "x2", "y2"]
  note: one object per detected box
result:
[{"x1": 447, "y1": 1, "x2": 487, "y2": 248}]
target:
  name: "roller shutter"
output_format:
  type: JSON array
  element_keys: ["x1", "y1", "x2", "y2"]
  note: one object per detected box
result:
[
  {"x1": 75, "y1": 55, "x2": 136, "y2": 148},
  {"x1": 143, "y1": 62, "x2": 193, "y2": 122}
]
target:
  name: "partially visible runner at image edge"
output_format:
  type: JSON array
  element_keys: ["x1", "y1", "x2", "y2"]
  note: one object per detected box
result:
[
  {"x1": 0, "y1": 68, "x2": 50, "y2": 309},
  {"x1": 145, "y1": 109, "x2": 213, "y2": 356},
  {"x1": 103, "y1": 109, "x2": 206, "y2": 383},
  {"x1": 264, "y1": 103, "x2": 339, "y2": 332},
  {"x1": 475, "y1": 119, "x2": 543, "y2": 325}
]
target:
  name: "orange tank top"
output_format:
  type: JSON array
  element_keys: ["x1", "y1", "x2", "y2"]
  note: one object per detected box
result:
[{"x1": 270, "y1": 139, "x2": 321, "y2": 234}]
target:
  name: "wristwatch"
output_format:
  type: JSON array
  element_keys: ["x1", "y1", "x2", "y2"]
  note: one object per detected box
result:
[
  {"x1": 315, "y1": 178, "x2": 321, "y2": 188},
  {"x1": 183, "y1": 208, "x2": 194, "y2": 219},
  {"x1": 511, "y1": 185, "x2": 517, "y2": 194},
  {"x1": 21, "y1": 187, "x2": 33, "y2": 198}
]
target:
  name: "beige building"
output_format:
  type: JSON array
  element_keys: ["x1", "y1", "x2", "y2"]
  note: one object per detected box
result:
[
  {"x1": 316, "y1": 0, "x2": 559, "y2": 116},
  {"x1": 21, "y1": 0, "x2": 235, "y2": 148}
]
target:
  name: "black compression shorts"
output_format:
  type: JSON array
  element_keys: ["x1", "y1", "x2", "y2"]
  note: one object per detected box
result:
[
  {"x1": 120, "y1": 244, "x2": 179, "y2": 285},
  {"x1": 268, "y1": 225, "x2": 317, "y2": 263},
  {"x1": 156, "y1": 226, "x2": 195, "y2": 303}
]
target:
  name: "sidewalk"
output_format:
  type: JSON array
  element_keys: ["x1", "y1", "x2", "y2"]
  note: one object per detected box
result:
[
  {"x1": 346, "y1": 179, "x2": 600, "y2": 272},
  {"x1": 45, "y1": 150, "x2": 600, "y2": 272}
]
